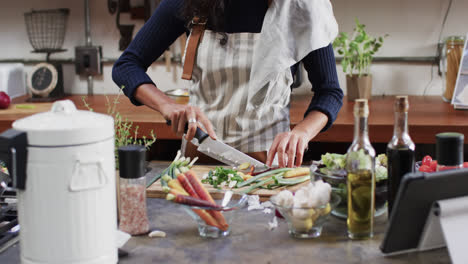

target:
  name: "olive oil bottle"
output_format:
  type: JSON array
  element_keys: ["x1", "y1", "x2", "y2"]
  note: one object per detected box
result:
[
  {"x1": 386, "y1": 96, "x2": 415, "y2": 216},
  {"x1": 346, "y1": 99, "x2": 376, "y2": 239}
]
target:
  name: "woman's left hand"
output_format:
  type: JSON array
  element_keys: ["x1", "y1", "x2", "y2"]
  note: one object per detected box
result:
[
  {"x1": 266, "y1": 110, "x2": 329, "y2": 168},
  {"x1": 266, "y1": 130, "x2": 310, "y2": 168}
]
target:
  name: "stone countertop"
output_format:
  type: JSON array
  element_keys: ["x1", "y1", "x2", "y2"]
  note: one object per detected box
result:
[
  {"x1": 0, "y1": 163, "x2": 451, "y2": 264},
  {"x1": 0, "y1": 199, "x2": 450, "y2": 264}
]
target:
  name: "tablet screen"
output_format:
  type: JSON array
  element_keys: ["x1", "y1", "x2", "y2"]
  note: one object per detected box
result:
[{"x1": 380, "y1": 168, "x2": 468, "y2": 254}]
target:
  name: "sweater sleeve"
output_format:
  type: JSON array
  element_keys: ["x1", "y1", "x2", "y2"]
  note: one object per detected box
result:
[
  {"x1": 112, "y1": 0, "x2": 187, "y2": 106},
  {"x1": 301, "y1": 44, "x2": 343, "y2": 131}
]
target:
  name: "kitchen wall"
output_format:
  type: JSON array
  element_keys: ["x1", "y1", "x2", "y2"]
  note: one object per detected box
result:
[{"x1": 1, "y1": 0, "x2": 467, "y2": 97}]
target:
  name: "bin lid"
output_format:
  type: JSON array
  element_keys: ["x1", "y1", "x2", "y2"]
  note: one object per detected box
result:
[{"x1": 13, "y1": 100, "x2": 114, "y2": 146}]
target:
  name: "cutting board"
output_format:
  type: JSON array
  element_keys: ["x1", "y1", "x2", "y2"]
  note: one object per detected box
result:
[
  {"x1": 146, "y1": 165, "x2": 310, "y2": 201},
  {"x1": 2, "y1": 103, "x2": 54, "y2": 115}
]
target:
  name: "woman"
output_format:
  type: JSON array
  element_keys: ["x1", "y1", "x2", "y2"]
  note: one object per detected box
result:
[{"x1": 112, "y1": 0, "x2": 343, "y2": 168}]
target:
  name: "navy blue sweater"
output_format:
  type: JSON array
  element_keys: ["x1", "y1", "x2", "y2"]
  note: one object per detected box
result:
[{"x1": 112, "y1": 0, "x2": 343, "y2": 131}]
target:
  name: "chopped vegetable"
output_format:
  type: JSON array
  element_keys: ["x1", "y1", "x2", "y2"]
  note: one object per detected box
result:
[
  {"x1": 202, "y1": 167, "x2": 244, "y2": 188},
  {"x1": 283, "y1": 167, "x2": 310, "y2": 178},
  {"x1": 238, "y1": 162, "x2": 250, "y2": 170}
]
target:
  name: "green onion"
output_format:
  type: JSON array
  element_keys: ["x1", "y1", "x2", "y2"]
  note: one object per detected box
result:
[
  {"x1": 236, "y1": 168, "x2": 292, "y2": 188},
  {"x1": 146, "y1": 167, "x2": 169, "y2": 188},
  {"x1": 240, "y1": 176, "x2": 276, "y2": 194},
  {"x1": 277, "y1": 175, "x2": 310, "y2": 185}
]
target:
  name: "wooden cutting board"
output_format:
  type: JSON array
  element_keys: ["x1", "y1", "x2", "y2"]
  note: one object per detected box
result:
[
  {"x1": 146, "y1": 165, "x2": 310, "y2": 201},
  {"x1": 1, "y1": 103, "x2": 54, "y2": 115}
]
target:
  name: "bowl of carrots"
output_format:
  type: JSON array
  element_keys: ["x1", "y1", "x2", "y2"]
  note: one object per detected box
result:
[{"x1": 163, "y1": 171, "x2": 248, "y2": 238}]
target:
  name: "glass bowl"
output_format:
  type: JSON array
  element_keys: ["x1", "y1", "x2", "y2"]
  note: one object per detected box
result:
[
  {"x1": 312, "y1": 169, "x2": 387, "y2": 219},
  {"x1": 271, "y1": 192, "x2": 341, "y2": 238},
  {"x1": 180, "y1": 191, "x2": 248, "y2": 238}
]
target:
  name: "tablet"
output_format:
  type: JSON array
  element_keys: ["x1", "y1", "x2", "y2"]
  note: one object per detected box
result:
[{"x1": 380, "y1": 168, "x2": 468, "y2": 255}]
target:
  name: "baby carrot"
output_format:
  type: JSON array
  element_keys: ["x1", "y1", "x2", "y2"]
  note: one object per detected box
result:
[{"x1": 185, "y1": 170, "x2": 228, "y2": 230}]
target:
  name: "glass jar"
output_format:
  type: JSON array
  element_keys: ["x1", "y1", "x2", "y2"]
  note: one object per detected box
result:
[
  {"x1": 436, "y1": 132, "x2": 464, "y2": 171},
  {"x1": 118, "y1": 145, "x2": 150, "y2": 235},
  {"x1": 441, "y1": 36, "x2": 465, "y2": 102}
]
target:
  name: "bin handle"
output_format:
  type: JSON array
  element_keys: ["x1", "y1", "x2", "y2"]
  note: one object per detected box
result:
[{"x1": 69, "y1": 156, "x2": 108, "y2": 192}]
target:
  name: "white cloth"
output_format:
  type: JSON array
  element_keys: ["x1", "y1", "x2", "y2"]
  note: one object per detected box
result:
[{"x1": 247, "y1": 0, "x2": 339, "y2": 114}]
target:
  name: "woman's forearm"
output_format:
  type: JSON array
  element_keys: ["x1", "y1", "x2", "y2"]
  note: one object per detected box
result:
[
  {"x1": 134, "y1": 84, "x2": 175, "y2": 118},
  {"x1": 292, "y1": 110, "x2": 328, "y2": 142}
]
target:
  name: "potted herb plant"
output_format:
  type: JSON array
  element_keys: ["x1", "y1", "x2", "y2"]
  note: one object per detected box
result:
[
  {"x1": 333, "y1": 19, "x2": 387, "y2": 101},
  {"x1": 82, "y1": 87, "x2": 156, "y2": 168}
]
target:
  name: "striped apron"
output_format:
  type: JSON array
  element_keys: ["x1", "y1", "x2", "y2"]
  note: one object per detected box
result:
[{"x1": 185, "y1": 30, "x2": 293, "y2": 153}]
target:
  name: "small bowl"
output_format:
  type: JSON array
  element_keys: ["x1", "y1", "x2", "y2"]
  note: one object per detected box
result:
[
  {"x1": 181, "y1": 191, "x2": 248, "y2": 238},
  {"x1": 312, "y1": 169, "x2": 387, "y2": 219},
  {"x1": 271, "y1": 193, "x2": 341, "y2": 238}
]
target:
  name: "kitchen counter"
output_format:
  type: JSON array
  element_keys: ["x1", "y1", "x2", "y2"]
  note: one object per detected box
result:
[
  {"x1": 0, "y1": 162, "x2": 451, "y2": 264},
  {"x1": 1, "y1": 94, "x2": 468, "y2": 144},
  {"x1": 0, "y1": 201, "x2": 450, "y2": 264}
]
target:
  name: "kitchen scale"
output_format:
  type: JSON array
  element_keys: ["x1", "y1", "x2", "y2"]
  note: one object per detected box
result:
[{"x1": 24, "y1": 9, "x2": 69, "y2": 102}]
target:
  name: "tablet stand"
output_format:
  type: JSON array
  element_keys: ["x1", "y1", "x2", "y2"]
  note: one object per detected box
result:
[{"x1": 419, "y1": 195, "x2": 468, "y2": 264}]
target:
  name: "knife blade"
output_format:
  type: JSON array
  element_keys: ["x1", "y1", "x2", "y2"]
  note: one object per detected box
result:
[{"x1": 166, "y1": 120, "x2": 268, "y2": 170}]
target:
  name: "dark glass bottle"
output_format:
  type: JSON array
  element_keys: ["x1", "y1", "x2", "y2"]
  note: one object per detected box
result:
[{"x1": 386, "y1": 96, "x2": 415, "y2": 216}]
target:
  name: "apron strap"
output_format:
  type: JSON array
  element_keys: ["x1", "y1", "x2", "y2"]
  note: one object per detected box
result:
[
  {"x1": 182, "y1": 1, "x2": 272, "y2": 80},
  {"x1": 182, "y1": 16, "x2": 207, "y2": 80}
]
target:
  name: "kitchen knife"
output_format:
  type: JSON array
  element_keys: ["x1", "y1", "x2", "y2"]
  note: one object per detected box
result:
[{"x1": 166, "y1": 120, "x2": 268, "y2": 170}]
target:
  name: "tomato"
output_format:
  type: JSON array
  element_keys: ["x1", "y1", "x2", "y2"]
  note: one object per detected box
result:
[
  {"x1": 463, "y1": 162, "x2": 468, "y2": 168},
  {"x1": 419, "y1": 164, "x2": 432, "y2": 172},
  {"x1": 430, "y1": 160, "x2": 438, "y2": 172},
  {"x1": 422, "y1": 155, "x2": 433, "y2": 167}
]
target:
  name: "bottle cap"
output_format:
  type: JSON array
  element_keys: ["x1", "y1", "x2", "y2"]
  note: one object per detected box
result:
[
  {"x1": 394, "y1": 96, "x2": 409, "y2": 112},
  {"x1": 436, "y1": 132, "x2": 464, "y2": 166},
  {"x1": 118, "y1": 145, "x2": 147, "y2": 179},
  {"x1": 354, "y1": 99, "x2": 369, "y2": 117}
]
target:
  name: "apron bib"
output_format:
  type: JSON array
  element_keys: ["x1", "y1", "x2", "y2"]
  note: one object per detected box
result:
[{"x1": 185, "y1": 30, "x2": 292, "y2": 153}]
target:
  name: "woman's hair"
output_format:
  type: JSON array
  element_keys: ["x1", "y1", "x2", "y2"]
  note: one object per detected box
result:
[{"x1": 182, "y1": 0, "x2": 229, "y2": 44}]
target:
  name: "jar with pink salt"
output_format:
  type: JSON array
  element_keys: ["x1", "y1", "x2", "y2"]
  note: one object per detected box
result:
[{"x1": 118, "y1": 145, "x2": 150, "y2": 235}]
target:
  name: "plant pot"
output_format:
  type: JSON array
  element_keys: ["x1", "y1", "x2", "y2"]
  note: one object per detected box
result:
[{"x1": 346, "y1": 74, "x2": 372, "y2": 101}]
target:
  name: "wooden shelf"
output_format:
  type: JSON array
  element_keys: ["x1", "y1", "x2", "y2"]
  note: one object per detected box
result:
[{"x1": 2, "y1": 94, "x2": 468, "y2": 144}]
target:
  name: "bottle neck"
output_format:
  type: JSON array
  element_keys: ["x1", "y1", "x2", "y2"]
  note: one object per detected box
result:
[
  {"x1": 393, "y1": 111, "x2": 409, "y2": 138},
  {"x1": 353, "y1": 115, "x2": 370, "y2": 145}
]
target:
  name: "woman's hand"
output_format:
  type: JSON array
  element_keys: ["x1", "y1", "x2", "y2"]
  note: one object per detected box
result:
[
  {"x1": 160, "y1": 103, "x2": 217, "y2": 141},
  {"x1": 266, "y1": 130, "x2": 310, "y2": 168},
  {"x1": 266, "y1": 111, "x2": 329, "y2": 168},
  {"x1": 134, "y1": 84, "x2": 216, "y2": 141}
]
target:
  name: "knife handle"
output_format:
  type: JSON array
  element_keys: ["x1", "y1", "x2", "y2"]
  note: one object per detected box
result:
[{"x1": 165, "y1": 120, "x2": 209, "y2": 143}]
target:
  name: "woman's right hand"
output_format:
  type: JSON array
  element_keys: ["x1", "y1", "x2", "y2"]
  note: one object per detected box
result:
[
  {"x1": 160, "y1": 102, "x2": 217, "y2": 142},
  {"x1": 134, "y1": 84, "x2": 217, "y2": 142}
]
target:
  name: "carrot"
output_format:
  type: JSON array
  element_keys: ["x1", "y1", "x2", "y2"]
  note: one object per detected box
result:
[
  {"x1": 164, "y1": 175, "x2": 188, "y2": 195},
  {"x1": 169, "y1": 188, "x2": 189, "y2": 196},
  {"x1": 177, "y1": 173, "x2": 224, "y2": 229},
  {"x1": 167, "y1": 193, "x2": 222, "y2": 208},
  {"x1": 192, "y1": 209, "x2": 223, "y2": 229},
  {"x1": 177, "y1": 173, "x2": 201, "y2": 198},
  {"x1": 184, "y1": 170, "x2": 228, "y2": 230}
]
